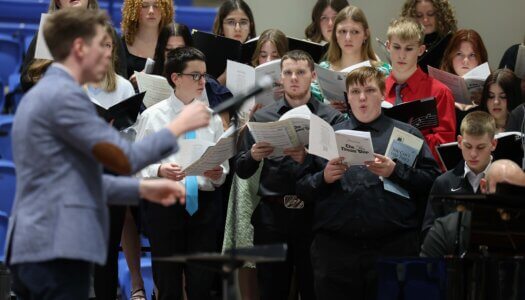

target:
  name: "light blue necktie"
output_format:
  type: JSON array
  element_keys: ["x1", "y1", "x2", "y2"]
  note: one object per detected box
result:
[{"x1": 184, "y1": 131, "x2": 198, "y2": 215}]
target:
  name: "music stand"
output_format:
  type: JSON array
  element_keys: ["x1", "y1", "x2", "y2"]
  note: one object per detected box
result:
[{"x1": 430, "y1": 184, "x2": 525, "y2": 299}]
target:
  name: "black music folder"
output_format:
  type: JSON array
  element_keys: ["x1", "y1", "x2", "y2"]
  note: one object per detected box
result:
[
  {"x1": 192, "y1": 30, "x2": 256, "y2": 78},
  {"x1": 192, "y1": 30, "x2": 329, "y2": 78},
  {"x1": 435, "y1": 131, "x2": 524, "y2": 171},
  {"x1": 383, "y1": 97, "x2": 438, "y2": 131},
  {"x1": 94, "y1": 91, "x2": 146, "y2": 131}
]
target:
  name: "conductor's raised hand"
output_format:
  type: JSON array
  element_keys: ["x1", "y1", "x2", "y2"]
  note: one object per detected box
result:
[
  {"x1": 139, "y1": 178, "x2": 186, "y2": 206},
  {"x1": 169, "y1": 101, "x2": 211, "y2": 136},
  {"x1": 158, "y1": 163, "x2": 186, "y2": 181},
  {"x1": 323, "y1": 157, "x2": 347, "y2": 184},
  {"x1": 250, "y1": 142, "x2": 274, "y2": 161},
  {"x1": 283, "y1": 145, "x2": 307, "y2": 164},
  {"x1": 365, "y1": 153, "x2": 396, "y2": 178}
]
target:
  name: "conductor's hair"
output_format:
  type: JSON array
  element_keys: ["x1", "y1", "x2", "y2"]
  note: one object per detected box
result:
[
  {"x1": 345, "y1": 66, "x2": 386, "y2": 94},
  {"x1": 280, "y1": 50, "x2": 315, "y2": 71},
  {"x1": 43, "y1": 8, "x2": 108, "y2": 62},
  {"x1": 459, "y1": 111, "x2": 496, "y2": 139},
  {"x1": 164, "y1": 47, "x2": 206, "y2": 87},
  {"x1": 387, "y1": 17, "x2": 425, "y2": 45}
]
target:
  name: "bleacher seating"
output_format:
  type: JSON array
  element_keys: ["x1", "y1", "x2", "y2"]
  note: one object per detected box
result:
[
  {"x1": 0, "y1": 159, "x2": 15, "y2": 216},
  {"x1": 118, "y1": 254, "x2": 155, "y2": 300},
  {"x1": 0, "y1": 116, "x2": 13, "y2": 161},
  {"x1": 0, "y1": 210, "x2": 8, "y2": 262},
  {"x1": 0, "y1": 34, "x2": 22, "y2": 89}
]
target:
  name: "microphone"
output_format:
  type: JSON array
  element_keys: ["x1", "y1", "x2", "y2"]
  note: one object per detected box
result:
[{"x1": 212, "y1": 76, "x2": 274, "y2": 115}]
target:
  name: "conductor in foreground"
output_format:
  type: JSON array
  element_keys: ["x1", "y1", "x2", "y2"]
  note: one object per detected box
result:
[{"x1": 5, "y1": 8, "x2": 211, "y2": 300}]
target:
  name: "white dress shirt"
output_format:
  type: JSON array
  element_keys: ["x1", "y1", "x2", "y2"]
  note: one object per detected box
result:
[
  {"x1": 134, "y1": 92, "x2": 228, "y2": 191},
  {"x1": 463, "y1": 159, "x2": 491, "y2": 193}
]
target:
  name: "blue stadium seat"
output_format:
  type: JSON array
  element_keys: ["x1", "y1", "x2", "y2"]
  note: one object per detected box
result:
[
  {"x1": 0, "y1": 159, "x2": 15, "y2": 216},
  {"x1": 0, "y1": 22, "x2": 39, "y2": 40},
  {"x1": 0, "y1": 0, "x2": 47, "y2": 24},
  {"x1": 0, "y1": 33, "x2": 22, "y2": 87},
  {"x1": 119, "y1": 255, "x2": 154, "y2": 300},
  {"x1": 175, "y1": 6, "x2": 217, "y2": 32},
  {"x1": 0, "y1": 116, "x2": 13, "y2": 161},
  {"x1": 0, "y1": 210, "x2": 8, "y2": 262}
]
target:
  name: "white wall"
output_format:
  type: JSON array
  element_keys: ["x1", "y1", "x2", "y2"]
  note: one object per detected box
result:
[{"x1": 247, "y1": 0, "x2": 525, "y2": 68}]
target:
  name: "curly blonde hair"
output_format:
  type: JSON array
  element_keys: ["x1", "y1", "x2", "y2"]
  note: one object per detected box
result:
[
  {"x1": 400, "y1": 0, "x2": 457, "y2": 37},
  {"x1": 121, "y1": 0, "x2": 173, "y2": 45}
]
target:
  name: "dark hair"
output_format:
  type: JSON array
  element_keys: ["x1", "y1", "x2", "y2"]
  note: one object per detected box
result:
[
  {"x1": 441, "y1": 29, "x2": 488, "y2": 74},
  {"x1": 280, "y1": 50, "x2": 315, "y2": 71},
  {"x1": 251, "y1": 29, "x2": 288, "y2": 67},
  {"x1": 305, "y1": 0, "x2": 349, "y2": 43},
  {"x1": 164, "y1": 47, "x2": 206, "y2": 87},
  {"x1": 152, "y1": 23, "x2": 193, "y2": 75},
  {"x1": 44, "y1": 8, "x2": 108, "y2": 61},
  {"x1": 400, "y1": 0, "x2": 457, "y2": 37},
  {"x1": 479, "y1": 69, "x2": 522, "y2": 119},
  {"x1": 212, "y1": 0, "x2": 256, "y2": 41}
]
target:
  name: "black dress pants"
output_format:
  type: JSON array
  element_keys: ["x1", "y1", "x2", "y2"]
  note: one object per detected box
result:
[
  {"x1": 147, "y1": 190, "x2": 220, "y2": 300},
  {"x1": 252, "y1": 201, "x2": 316, "y2": 300},
  {"x1": 310, "y1": 230, "x2": 419, "y2": 300}
]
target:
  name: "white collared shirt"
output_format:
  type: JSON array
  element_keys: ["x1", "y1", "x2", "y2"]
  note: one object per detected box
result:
[
  {"x1": 134, "y1": 92, "x2": 228, "y2": 191},
  {"x1": 463, "y1": 160, "x2": 491, "y2": 193}
]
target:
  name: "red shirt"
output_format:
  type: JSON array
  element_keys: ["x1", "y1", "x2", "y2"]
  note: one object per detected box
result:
[{"x1": 386, "y1": 68, "x2": 456, "y2": 168}]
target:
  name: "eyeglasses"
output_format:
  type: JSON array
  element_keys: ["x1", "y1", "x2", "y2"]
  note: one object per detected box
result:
[
  {"x1": 178, "y1": 73, "x2": 208, "y2": 81},
  {"x1": 141, "y1": 2, "x2": 159, "y2": 9},
  {"x1": 223, "y1": 19, "x2": 250, "y2": 29}
]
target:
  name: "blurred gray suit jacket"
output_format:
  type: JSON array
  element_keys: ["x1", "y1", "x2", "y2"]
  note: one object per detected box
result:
[{"x1": 6, "y1": 64, "x2": 178, "y2": 266}]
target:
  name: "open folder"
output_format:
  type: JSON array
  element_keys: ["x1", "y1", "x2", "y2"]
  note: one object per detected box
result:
[
  {"x1": 92, "y1": 92, "x2": 146, "y2": 131},
  {"x1": 382, "y1": 97, "x2": 438, "y2": 131},
  {"x1": 435, "y1": 131, "x2": 524, "y2": 171}
]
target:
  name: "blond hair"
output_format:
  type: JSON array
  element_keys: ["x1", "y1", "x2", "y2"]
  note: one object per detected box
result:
[
  {"x1": 387, "y1": 17, "x2": 425, "y2": 44},
  {"x1": 121, "y1": 0, "x2": 173, "y2": 46},
  {"x1": 460, "y1": 111, "x2": 496, "y2": 139}
]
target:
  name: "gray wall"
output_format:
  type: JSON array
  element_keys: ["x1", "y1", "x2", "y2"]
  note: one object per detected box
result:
[{"x1": 246, "y1": 0, "x2": 525, "y2": 68}]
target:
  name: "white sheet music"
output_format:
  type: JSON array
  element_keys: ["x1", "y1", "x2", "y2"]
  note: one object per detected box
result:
[
  {"x1": 428, "y1": 63, "x2": 490, "y2": 104},
  {"x1": 247, "y1": 121, "x2": 299, "y2": 158},
  {"x1": 183, "y1": 129, "x2": 237, "y2": 176},
  {"x1": 135, "y1": 72, "x2": 173, "y2": 108},
  {"x1": 144, "y1": 58, "x2": 155, "y2": 74},
  {"x1": 309, "y1": 114, "x2": 374, "y2": 165},
  {"x1": 315, "y1": 61, "x2": 371, "y2": 102},
  {"x1": 35, "y1": 13, "x2": 53, "y2": 60}
]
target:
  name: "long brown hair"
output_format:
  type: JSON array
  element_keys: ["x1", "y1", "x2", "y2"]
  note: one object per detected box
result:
[
  {"x1": 304, "y1": 0, "x2": 349, "y2": 43},
  {"x1": 325, "y1": 6, "x2": 376, "y2": 65},
  {"x1": 251, "y1": 29, "x2": 288, "y2": 67},
  {"x1": 400, "y1": 0, "x2": 457, "y2": 37},
  {"x1": 440, "y1": 29, "x2": 488, "y2": 75}
]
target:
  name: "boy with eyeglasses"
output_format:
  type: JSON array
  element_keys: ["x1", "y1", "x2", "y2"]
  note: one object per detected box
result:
[
  {"x1": 235, "y1": 50, "x2": 345, "y2": 300},
  {"x1": 134, "y1": 46, "x2": 228, "y2": 300}
]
